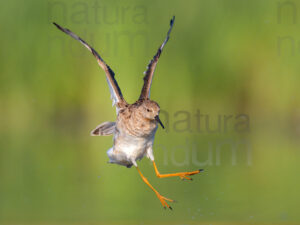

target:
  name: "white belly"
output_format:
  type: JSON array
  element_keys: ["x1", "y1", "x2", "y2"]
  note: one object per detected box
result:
[{"x1": 107, "y1": 133, "x2": 154, "y2": 168}]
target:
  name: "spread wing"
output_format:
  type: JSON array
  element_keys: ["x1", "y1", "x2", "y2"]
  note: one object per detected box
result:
[
  {"x1": 139, "y1": 16, "x2": 175, "y2": 100},
  {"x1": 53, "y1": 22, "x2": 126, "y2": 109}
]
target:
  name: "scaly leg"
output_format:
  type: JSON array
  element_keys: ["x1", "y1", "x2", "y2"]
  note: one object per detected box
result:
[
  {"x1": 153, "y1": 161, "x2": 203, "y2": 181},
  {"x1": 136, "y1": 167, "x2": 174, "y2": 209}
]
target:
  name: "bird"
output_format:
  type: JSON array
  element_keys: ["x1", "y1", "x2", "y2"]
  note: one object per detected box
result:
[{"x1": 53, "y1": 16, "x2": 203, "y2": 210}]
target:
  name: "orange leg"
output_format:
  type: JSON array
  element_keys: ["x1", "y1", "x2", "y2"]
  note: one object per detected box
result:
[
  {"x1": 136, "y1": 167, "x2": 174, "y2": 210},
  {"x1": 153, "y1": 161, "x2": 203, "y2": 181}
]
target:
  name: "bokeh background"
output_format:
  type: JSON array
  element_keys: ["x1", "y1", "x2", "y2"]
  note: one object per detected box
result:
[{"x1": 1, "y1": 0, "x2": 300, "y2": 224}]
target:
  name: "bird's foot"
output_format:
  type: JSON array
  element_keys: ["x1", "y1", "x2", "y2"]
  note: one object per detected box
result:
[
  {"x1": 178, "y1": 169, "x2": 204, "y2": 181},
  {"x1": 155, "y1": 192, "x2": 174, "y2": 210}
]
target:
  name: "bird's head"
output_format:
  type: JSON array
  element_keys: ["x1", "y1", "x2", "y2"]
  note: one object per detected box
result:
[{"x1": 140, "y1": 100, "x2": 164, "y2": 129}]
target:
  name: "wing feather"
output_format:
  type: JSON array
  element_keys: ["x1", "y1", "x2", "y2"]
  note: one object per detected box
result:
[
  {"x1": 139, "y1": 16, "x2": 175, "y2": 100},
  {"x1": 53, "y1": 22, "x2": 126, "y2": 108}
]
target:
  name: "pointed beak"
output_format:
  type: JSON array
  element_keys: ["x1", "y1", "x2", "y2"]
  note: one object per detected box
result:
[{"x1": 155, "y1": 115, "x2": 164, "y2": 129}]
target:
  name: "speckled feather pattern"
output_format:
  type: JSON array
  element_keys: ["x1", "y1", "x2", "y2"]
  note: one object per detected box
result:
[{"x1": 108, "y1": 100, "x2": 160, "y2": 168}]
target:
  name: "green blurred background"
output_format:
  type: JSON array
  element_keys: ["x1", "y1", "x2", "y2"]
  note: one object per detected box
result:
[{"x1": 1, "y1": 0, "x2": 300, "y2": 224}]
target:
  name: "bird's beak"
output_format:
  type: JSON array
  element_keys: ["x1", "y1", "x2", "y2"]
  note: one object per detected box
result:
[{"x1": 155, "y1": 115, "x2": 164, "y2": 129}]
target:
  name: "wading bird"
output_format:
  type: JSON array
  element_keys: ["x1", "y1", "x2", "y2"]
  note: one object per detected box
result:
[{"x1": 53, "y1": 16, "x2": 203, "y2": 209}]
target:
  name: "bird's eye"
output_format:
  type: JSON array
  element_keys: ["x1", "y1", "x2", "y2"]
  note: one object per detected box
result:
[{"x1": 147, "y1": 109, "x2": 151, "y2": 112}]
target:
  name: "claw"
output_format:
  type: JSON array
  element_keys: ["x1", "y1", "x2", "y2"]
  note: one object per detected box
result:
[{"x1": 156, "y1": 192, "x2": 174, "y2": 209}]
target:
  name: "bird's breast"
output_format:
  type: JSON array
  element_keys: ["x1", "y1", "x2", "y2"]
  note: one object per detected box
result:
[{"x1": 117, "y1": 109, "x2": 157, "y2": 138}]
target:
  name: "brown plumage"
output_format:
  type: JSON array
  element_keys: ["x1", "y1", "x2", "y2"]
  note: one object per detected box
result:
[{"x1": 53, "y1": 16, "x2": 203, "y2": 210}]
